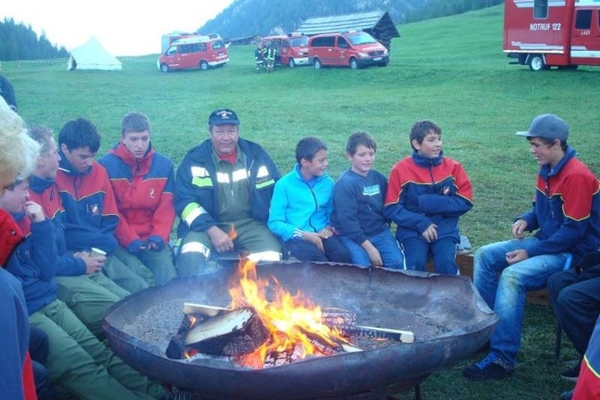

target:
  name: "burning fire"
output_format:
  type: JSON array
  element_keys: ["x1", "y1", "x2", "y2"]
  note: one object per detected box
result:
[
  {"x1": 228, "y1": 259, "x2": 350, "y2": 368},
  {"x1": 228, "y1": 223, "x2": 237, "y2": 240}
]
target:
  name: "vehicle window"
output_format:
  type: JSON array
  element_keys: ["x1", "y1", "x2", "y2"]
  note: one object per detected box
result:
[
  {"x1": 347, "y1": 33, "x2": 377, "y2": 45},
  {"x1": 290, "y1": 37, "x2": 309, "y2": 47},
  {"x1": 533, "y1": 0, "x2": 548, "y2": 19},
  {"x1": 180, "y1": 44, "x2": 192, "y2": 54},
  {"x1": 338, "y1": 37, "x2": 350, "y2": 49},
  {"x1": 575, "y1": 10, "x2": 592, "y2": 30},
  {"x1": 212, "y1": 41, "x2": 224, "y2": 50},
  {"x1": 283, "y1": 40, "x2": 290, "y2": 48},
  {"x1": 167, "y1": 46, "x2": 178, "y2": 55},
  {"x1": 199, "y1": 43, "x2": 207, "y2": 52}
]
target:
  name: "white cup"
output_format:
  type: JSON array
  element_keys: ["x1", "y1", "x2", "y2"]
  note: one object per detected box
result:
[{"x1": 90, "y1": 247, "x2": 107, "y2": 258}]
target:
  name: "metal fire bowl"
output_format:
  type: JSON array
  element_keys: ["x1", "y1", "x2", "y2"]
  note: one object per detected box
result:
[{"x1": 103, "y1": 261, "x2": 497, "y2": 400}]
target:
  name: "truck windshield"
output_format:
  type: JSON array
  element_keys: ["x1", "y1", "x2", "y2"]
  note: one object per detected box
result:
[
  {"x1": 290, "y1": 37, "x2": 309, "y2": 47},
  {"x1": 348, "y1": 33, "x2": 377, "y2": 46}
]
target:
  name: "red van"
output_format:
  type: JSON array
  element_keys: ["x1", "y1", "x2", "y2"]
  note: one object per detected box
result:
[
  {"x1": 260, "y1": 33, "x2": 310, "y2": 67},
  {"x1": 157, "y1": 35, "x2": 229, "y2": 72},
  {"x1": 308, "y1": 31, "x2": 389, "y2": 69}
]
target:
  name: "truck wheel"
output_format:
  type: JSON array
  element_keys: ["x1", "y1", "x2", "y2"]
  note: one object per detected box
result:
[
  {"x1": 313, "y1": 58, "x2": 322, "y2": 70},
  {"x1": 288, "y1": 59, "x2": 296, "y2": 68},
  {"x1": 349, "y1": 58, "x2": 359, "y2": 69},
  {"x1": 528, "y1": 54, "x2": 545, "y2": 71},
  {"x1": 160, "y1": 64, "x2": 169, "y2": 73},
  {"x1": 200, "y1": 61, "x2": 209, "y2": 71}
]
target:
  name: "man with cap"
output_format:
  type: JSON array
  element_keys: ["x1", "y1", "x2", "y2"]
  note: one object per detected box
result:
[
  {"x1": 463, "y1": 113, "x2": 600, "y2": 380},
  {"x1": 174, "y1": 108, "x2": 282, "y2": 276}
]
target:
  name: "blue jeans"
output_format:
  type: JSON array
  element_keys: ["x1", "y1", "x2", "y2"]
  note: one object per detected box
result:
[
  {"x1": 402, "y1": 236, "x2": 458, "y2": 274},
  {"x1": 473, "y1": 237, "x2": 569, "y2": 366},
  {"x1": 339, "y1": 230, "x2": 404, "y2": 270}
]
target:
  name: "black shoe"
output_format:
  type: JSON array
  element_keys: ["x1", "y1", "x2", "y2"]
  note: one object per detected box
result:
[
  {"x1": 560, "y1": 361, "x2": 581, "y2": 382},
  {"x1": 560, "y1": 389, "x2": 574, "y2": 400},
  {"x1": 463, "y1": 353, "x2": 515, "y2": 381}
]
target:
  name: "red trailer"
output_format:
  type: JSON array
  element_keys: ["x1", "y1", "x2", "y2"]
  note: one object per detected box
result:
[{"x1": 504, "y1": 0, "x2": 600, "y2": 70}]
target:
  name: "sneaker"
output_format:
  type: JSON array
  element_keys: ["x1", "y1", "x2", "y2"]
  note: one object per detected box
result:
[
  {"x1": 463, "y1": 353, "x2": 515, "y2": 380},
  {"x1": 560, "y1": 361, "x2": 581, "y2": 382}
]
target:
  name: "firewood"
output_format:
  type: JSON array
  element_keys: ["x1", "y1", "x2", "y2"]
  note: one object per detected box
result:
[
  {"x1": 321, "y1": 307, "x2": 357, "y2": 326},
  {"x1": 182, "y1": 302, "x2": 230, "y2": 317},
  {"x1": 185, "y1": 307, "x2": 269, "y2": 356},
  {"x1": 336, "y1": 325, "x2": 415, "y2": 343}
]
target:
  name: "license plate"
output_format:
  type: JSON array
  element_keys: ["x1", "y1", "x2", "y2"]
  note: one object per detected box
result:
[{"x1": 373, "y1": 57, "x2": 382, "y2": 61}]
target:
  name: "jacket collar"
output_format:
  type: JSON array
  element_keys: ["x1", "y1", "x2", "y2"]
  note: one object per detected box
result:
[
  {"x1": 540, "y1": 146, "x2": 576, "y2": 179},
  {"x1": 412, "y1": 150, "x2": 443, "y2": 168}
]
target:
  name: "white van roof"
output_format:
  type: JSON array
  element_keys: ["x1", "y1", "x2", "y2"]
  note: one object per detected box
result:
[{"x1": 172, "y1": 35, "x2": 215, "y2": 46}]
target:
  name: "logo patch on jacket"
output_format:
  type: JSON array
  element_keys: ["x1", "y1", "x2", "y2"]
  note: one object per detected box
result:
[
  {"x1": 363, "y1": 185, "x2": 381, "y2": 197},
  {"x1": 88, "y1": 204, "x2": 100, "y2": 215}
]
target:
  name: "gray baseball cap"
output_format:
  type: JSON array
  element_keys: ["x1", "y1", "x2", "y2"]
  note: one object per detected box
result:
[{"x1": 516, "y1": 114, "x2": 569, "y2": 141}]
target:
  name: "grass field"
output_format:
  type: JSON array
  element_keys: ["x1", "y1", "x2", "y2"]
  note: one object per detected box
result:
[{"x1": 2, "y1": 4, "x2": 599, "y2": 399}]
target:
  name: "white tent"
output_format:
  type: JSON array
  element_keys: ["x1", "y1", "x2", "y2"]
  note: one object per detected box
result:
[{"x1": 67, "y1": 37, "x2": 122, "y2": 71}]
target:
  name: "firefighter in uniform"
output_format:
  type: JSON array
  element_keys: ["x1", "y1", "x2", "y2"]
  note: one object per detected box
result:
[{"x1": 174, "y1": 108, "x2": 282, "y2": 276}]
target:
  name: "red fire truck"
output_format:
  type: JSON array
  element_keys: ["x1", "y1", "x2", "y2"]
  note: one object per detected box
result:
[{"x1": 504, "y1": 0, "x2": 600, "y2": 71}]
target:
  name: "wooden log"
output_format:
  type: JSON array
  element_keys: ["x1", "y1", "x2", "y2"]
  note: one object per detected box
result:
[
  {"x1": 182, "y1": 302, "x2": 230, "y2": 317},
  {"x1": 185, "y1": 307, "x2": 269, "y2": 356},
  {"x1": 321, "y1": 307, "x2": 357, "y2": 326},
  {"x1": 336, "y1": 325, "x2": 415, "y2": 343}
]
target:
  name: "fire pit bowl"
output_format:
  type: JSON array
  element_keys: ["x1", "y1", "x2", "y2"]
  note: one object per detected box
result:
[{"x1": 103, "y1": 261, "x2": 497, "y2": 400}]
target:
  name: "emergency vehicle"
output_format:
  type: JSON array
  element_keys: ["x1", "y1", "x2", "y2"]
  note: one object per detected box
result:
[
  {"x1": 504, "y1": 0, "x2": 600, "y2": 71},
  {"x1": 308, "y1": 30, "x2": 389, "y2": 69},
  {"x1": 260, "y1": 33, "x2": 310, "y2": 68},
  {"x1": 157, "y1": 35, "x2": 228, "y2": 73}
]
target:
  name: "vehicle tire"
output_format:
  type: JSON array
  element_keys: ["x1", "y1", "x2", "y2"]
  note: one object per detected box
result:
[
  {"x1": 200, "y1": 61, "x2": 209, "y2": 71},
  {"x1": 288, "y1": 59, "x2": 295, "y2": 68},
  {"x1": 160, "y1": 64, "x2": 169, "y2": 73},
  {"x1": 528, "y1": 54, "x2": 545, "y2": 71},
  {"x1": 313, "y1": 58, "x2": 322, "y2": 70},
  {"x1": 349, "y1": 58, "x2": 359, "y2": 69}
]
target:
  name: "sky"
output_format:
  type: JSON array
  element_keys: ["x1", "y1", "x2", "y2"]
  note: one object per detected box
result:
[{"x1": 1, "y1": 0, "x2": 235, "y2": 56}]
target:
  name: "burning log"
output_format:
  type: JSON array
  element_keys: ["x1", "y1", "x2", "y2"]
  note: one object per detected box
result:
[
  {"x1": 336, "y1": 325, "x2": 415, "y2": 343},
  {"x1": 185, "y1": 307, "x2": 269, "y2": 356},
  {"x1": 166, "y1": 306, "x2": 269, "y2": 358},
  {"x1": 321, "y1": 307, "x2": 357, "y2": 326}
]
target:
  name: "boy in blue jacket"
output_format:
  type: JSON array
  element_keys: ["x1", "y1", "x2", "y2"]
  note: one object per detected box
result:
[
  {"x1": 269, "y1": 136, "x2": 350, "y2": 263},
  {"x1": 331, "y1": 132, "x2": 404, "y2": 269}
]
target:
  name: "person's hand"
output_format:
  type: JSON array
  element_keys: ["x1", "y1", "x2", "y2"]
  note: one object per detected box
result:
[
  {"x1": 207, "y1": 226, "x2": 234, "y2": 253},
  {"x1": 23, "y1": 200, "x2": 44, "y2": 222},
  {"x1": 303, "y1": 231, "x2": 324, "y2": 253},
  {"x1": 146, "y1": 241, "x2": 159, "y2": 251},
  {"x1": 75, "y1": 251, "x2": 106, "y2": 274},
  {"x1": 421, "y1": 223, "x2": 438, "y2": 243},
  {"x1": 512, "y1": 219, "x2": 528, "y2": 239},
  {"x1": 506, "y1": 249, "x2": 528, "y2": 265},
  {"x1": 362, "y1": 241, "x2": 383, "y2": 267},
  {"x1": 318, "y1": 227, "x2": 334, "y2": 239}
]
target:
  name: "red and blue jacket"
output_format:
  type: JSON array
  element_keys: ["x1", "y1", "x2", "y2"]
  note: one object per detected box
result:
[
  {"x1": 28, "y1": 174, "x2": 86, "y2": 275},
  {"x1": 0, "y1": 209, "x2": 37, "y2": 400},
  {"x1": 518, "y1": 147, "x2": 600, "y2": 264},
  {"x1": 99, "y1": 142, "x2": 175, "y2": 252},
  {"x1": 573, "y1": 314, "x2": 600, "y2": 399},
  {"x1": 384, "y1": 151, "x2": 473, "y2": 243},
  {"x1": 55, "y1": 152, "x2": 120, "y2": 254}
]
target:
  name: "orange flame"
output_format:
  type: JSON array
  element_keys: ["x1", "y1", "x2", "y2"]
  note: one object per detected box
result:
[
  {"x1": 228, "y1": 223, "x2": 237, "y2": 240},
  {"x1": 228, "y1": 259, "x2": 349, "y2": 368}
]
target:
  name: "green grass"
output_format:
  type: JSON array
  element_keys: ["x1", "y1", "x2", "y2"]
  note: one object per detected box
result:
[{"x1": 2, "y1": 4, "x2": 598, "y2": 399}]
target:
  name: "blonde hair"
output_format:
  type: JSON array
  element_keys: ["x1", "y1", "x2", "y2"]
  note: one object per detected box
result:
[{"x1": 0, "y1": 97, "x2": 40, "y2": 181}]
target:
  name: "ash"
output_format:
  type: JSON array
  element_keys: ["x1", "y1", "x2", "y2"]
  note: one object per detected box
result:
[{"x1": 121, "y1": 299, "x2": 184, "y2": 351}]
